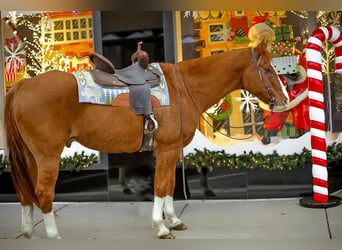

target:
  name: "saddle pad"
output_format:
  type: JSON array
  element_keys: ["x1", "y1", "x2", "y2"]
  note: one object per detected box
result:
[{"x1": 73, "y1": 63, "x2": 170, "y2": 107}]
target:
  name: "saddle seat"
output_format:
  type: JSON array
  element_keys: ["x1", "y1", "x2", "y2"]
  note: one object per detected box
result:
[{"x1": 89, "y1": 52, "x2": 161, "y2": 88}]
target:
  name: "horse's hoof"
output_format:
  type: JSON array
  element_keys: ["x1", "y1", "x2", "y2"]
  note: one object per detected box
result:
[
  {"x1": 159, "y1": 233, "x2": 175, "y2": 239},
  {"x1": 172, "y1": 223, "x2": 187, "y2": 231}
]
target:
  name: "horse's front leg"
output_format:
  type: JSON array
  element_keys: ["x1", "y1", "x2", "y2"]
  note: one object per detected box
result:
[{"x1": 152, "y1": 148, "x2": 187, "y2": 239}]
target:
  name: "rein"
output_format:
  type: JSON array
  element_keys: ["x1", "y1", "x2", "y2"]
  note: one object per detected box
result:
[
  {"x1": 173, "y1": 64, "x2": 188, "y2": 200},
  {"x1": 175, "y1": 59, "x2": 273, "y2": 141}
]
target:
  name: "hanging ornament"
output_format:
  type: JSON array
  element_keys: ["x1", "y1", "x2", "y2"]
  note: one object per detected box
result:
[
  {"x1": 236, "y1": 90, "x2": 259, "y2": 113},
  {"x1": 220, "y1": 101, "x2": 231, "y2": 111},
  {"x1": 207, "y1": 95, "x2": 233, "y2": 121}
]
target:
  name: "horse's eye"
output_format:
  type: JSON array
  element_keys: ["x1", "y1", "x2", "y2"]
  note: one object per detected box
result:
[{"x1": 265, "y1": 68, "x2": 271, "y2": 73}]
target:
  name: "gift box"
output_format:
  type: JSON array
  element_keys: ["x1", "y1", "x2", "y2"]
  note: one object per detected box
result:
[
  {"x1": 271, "y1": 55, "x2": 299, "y2": 75},
  {"x1": 271, "y1": 40, "x2": 295, "y2": 57},
  {"x1": 274, "y1": 25, "x2": 293, "y2": 41}
]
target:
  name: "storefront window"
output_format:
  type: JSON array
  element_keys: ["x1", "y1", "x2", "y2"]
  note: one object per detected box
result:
[
  {"x1": 180, "y1": 11, "x2": 342, "y2": 146},
  {"x1": 0, "y1": 11, "x2": 95, "y2": 152}
]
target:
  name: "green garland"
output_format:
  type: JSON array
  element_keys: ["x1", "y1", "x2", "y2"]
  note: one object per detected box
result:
[
  {"x1": 59, "y1": 151, "x2": 98, "y2": 172},
  {"x1": 0, "y1": 151, "x2": 98, "y2": 174},
  {"x1": 0, "y1": 154, "x2": 8, "y2": 175},
  {"x1": 1, "y1": 142, "x2": 342, "y2": 174},
  {"x1": 182, "y1": 142, "x2": 342, "y2": 172}
]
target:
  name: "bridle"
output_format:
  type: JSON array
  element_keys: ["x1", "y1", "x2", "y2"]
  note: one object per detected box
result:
[{"x1": 251, "y1": 47, "x2": 275, "y2": 111}]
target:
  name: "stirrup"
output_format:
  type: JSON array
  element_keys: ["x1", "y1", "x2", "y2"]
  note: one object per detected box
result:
[{"x1": 144, "y1": 114, "x2": 158, "y2": 134}]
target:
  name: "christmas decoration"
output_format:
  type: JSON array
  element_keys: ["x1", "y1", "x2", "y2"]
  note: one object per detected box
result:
[
  {"x1": 236, "y1": 90, "x2": 259, "y2": 114},
  {"x1": 5, "y1": 12, "x2": 68, "y2": 77},
  {"x1": 4, "y1": 39, "x2": 25, "y2": 82},
  {"x1": 2, "y1": 144, "x2": 342, "y2": 174},
  {"x1": 227, "y1": 16, "x2": 250, "y2": 44},
  {"x1": 207, "y1": 95, "x2": 233, "y2": 121},
  {"x1": 271, "y1": 55, "x2": 298, "y2": 74},
  {"x1": 271, "y1": 40, "x2": 295, "y2": 57},
  {"x1": 59, "y1": 151, "x2": 98, "y2": 172},
  {"x1": 181, "y1": 142, "x2": 342, "y2": 172},
  {"x1": 184, "y1": 11, "x2": 225, "y2": 20},
  {"x1": 0, "y1": 154, "x2": 9, "y2": 175},
  {"x1": 274, "y1": 25, "x2": 294, "y2": 41},
  {"x1": 305, "y1": 26, "x2": 342, "y2": 205},
  {"x1": 248, "y1": 13, "x2": 275, "y2": 51},
  {"x1": 0, "y1": 152, "x2": 98, "y2": 174}
]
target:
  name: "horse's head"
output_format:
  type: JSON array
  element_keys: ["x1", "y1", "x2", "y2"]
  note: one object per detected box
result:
[{"x1": 242, "y1": 38, "x2": 289, "y2": 111}]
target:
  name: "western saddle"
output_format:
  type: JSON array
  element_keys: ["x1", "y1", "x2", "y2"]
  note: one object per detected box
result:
[{"x1": 88, "y1": 42, "x2": 160, "y2": 151}]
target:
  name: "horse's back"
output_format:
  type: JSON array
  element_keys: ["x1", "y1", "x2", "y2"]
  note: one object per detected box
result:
[{"x1": 11, "y1": 70, "x2": 77, "y2": 102}]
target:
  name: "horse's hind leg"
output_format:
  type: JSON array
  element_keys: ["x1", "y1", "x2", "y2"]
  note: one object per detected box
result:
[
  {"x1": 19, "y1": 152, "x2": 36, "y2": 238},
  {"x1": 35, "y1": 157, "x2": 61, "y2": 239},
  {"x1": 21, "y1": 205, "x2": 34, "y2": 238}
]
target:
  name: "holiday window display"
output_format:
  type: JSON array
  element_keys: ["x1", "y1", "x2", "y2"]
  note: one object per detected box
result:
[
  {"x1": 2, "y1": 11, "x2": 94, "y2": 90},
  {"x1": 247, "y1": 14, "x2": 311, "y2": 143},
  {"x1": 191, "y1": 11, "x2": 289, "y2": 145},
  {"x1": 263, "y1": 49, "x2": 310, "y2": 143}
]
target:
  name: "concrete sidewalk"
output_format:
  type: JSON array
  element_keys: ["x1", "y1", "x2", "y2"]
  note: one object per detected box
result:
[{"x1": 0, "y1": 193, "x2": 341, "y2": 240}]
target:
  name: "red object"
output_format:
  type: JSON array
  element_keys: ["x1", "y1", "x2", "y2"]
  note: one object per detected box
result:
[
  {"x1": 264, "y1": 110, "x2": 289, "y2": 130},
  {"x1": 306, "y1": 26, "x2": 342, "y2": 202},
  {"x1": 220, "y1": 101, "x2": 231, "y2": 111},
  {"x1": 229, "y1": 16, "x2": 249, "y2": 41},
  {"x1": 250, "y1": 13, "x2": 270, "y2": 27}
]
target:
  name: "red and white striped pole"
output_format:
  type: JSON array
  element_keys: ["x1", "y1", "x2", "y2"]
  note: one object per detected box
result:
[{"x1": 300, "y1": 26, "x2": 342, "y2": 208}]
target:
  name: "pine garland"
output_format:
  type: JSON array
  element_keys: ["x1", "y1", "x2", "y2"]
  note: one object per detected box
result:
[
  {"x1": 1, "y1": 142, "x2": 342, "y2": 174},
  {"x1": 59, "y1": 151, "x2": 98, "y2": 172},
  {"x1": 0, "y1": 154, "x2": 8, "y2": 175},
  {"x1": 182, "y1": 148, "x2": 312, "y2": 172},
  {"x1": 182, "y1": 142, "x2": 342, "y2": 172},
  {"x1": 0, "y1": 151, "x2": 98, "y2": 174}
]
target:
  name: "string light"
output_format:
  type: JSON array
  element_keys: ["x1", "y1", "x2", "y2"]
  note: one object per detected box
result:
[
  {"x1": 289, "y1": 11, "x2": 308, "y2": 19},
  {"x1": 3, "y1": 11, "x2": 69, "y2": 77}
]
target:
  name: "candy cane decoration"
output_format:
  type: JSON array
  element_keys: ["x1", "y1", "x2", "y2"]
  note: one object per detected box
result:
[{"x1": 306, "y1": 26, "x2": 342, "y2": 202}]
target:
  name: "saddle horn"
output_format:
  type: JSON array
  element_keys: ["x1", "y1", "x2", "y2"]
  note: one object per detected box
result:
[{"x1": 131, "y1": 41, "x2": 149, "y2": 69}]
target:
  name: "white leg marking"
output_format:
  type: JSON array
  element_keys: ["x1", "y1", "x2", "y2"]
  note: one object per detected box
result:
[
  {"x1": 164, "y1": 196, "x2": 182, "y2": 228},
  {"x1": 21, "y1": 205, "x2": 34, "y2": 238},
  {"x1": 152, "y1": 196, "x2": 170, "y2": 237},
  {"x1": 43, "y1": 211, "x2": 61, "y2": 239}
]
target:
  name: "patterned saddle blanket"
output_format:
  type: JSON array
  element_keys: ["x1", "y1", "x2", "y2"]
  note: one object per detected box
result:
[{"x1": 73, "y1": 63, "x2": 170, "y2": 109}]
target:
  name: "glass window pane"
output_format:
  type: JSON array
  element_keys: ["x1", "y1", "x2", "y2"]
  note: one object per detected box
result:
[
  {"x1": 54, "y1": 20, "x2": 64, "y2": 30},
  {"x1": 73, "y1": 31, "x2": 79, "y2": 40},
  {"x1": 54, "y1": 32, "x2": 64, "y2": 41},
  {"x1": 80, "y1": 18, "x2": 87, "y2": 28},
  {"x1": 65, "y1": 20, "x2": 71, "y2": 29},
  {"x1": 81, "y1": 30, "x2": 87, "y2": 39},
  {"x1": 66, "y1": 32, "x2": 71, "y2": 40},
  {"x1": 72, "y1": 19, "x2": 79, "y2": 29}
]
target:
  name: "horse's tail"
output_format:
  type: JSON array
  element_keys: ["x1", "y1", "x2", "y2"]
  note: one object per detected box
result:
[{"x1": 4, "y1": 83, "x2": 38, "y2": 205}]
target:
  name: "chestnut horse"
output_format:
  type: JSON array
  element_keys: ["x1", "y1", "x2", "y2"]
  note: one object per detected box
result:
[{"x1": 4, "y1": 38, "x2": 288, "y2": 239}]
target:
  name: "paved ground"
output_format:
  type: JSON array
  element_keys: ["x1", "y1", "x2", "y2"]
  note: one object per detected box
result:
[{"x1": 0, "y1": 190, "x2": 341, "y2": 240}]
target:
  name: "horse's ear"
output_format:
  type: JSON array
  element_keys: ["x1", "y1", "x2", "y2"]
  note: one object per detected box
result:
[{"x1": 254, "y1": 37, "x2": 273, "y2": 62}]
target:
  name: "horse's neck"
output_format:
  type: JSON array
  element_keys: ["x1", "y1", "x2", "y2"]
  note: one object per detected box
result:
[{"x1": 177, "y1": 51, "x2": 245, "y2": 113}]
